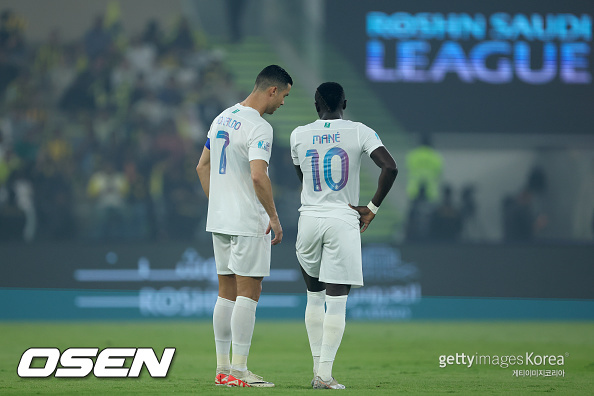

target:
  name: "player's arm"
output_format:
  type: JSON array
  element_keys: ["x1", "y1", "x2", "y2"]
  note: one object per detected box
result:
[
  {"x1": 294, "y1": 165, "x2": 303, "y2": 183},
  {"x1": 349, "y1": 146, "x2": 398, "y2": 232},
  {"x1": 196, "y1": 145, "x2": 211, "y2": 198},
  {"x1": 290, "y1": 133, "x2": 303, "y2": 183},
  {"x1": 250, "y1": 159, "x2": 283, "y2": 245}
]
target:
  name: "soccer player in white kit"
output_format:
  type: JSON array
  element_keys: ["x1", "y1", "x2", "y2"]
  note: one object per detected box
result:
[
  {"x1": 290, "y1": 82, "x2": 397, "y2": 389},
  {"x1": 196, "y1": 65, "x2": 292, "y2": 387}
]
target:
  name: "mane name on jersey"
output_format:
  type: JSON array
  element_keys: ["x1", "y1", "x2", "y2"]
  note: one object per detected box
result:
[
  {"x1": 217, "y1": 115, "x2": 242, "y2": 130},
  {"x1": 313, "y1": 132, "x2": 341, "y2": 144}
]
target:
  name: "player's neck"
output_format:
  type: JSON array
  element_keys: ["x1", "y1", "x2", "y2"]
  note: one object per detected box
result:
[
  {"x1": 319, "y1": 112, "x2": 342, "y2": 120},
  {"x1": 240, "y1": 92, "x2": 267, "y2": 116}
]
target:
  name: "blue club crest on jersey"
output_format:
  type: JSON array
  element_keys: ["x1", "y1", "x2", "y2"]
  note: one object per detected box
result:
[{"x1": 257, "y1": 141, "x2": 271, "y2": 152}]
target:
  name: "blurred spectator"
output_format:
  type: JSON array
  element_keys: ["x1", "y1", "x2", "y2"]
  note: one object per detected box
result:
[
  {"x1": 93, "y1": 108, "x2": 118, "y2": 147},
  {"x1": 405, "y1": 184, "x2": 435, "y2": 242},
  {"x1": 0, "y1": 161, "x2": 36, "y2": 242},
  {"x1": 125, "y1": 36, "x2": 157, "y2": 77},
  {"x1": 0, "y1": 131, "x2": 6, "y2": 158},
  {"x1": 44, "y1": 125, "x2": 72, "y2": 166},
  {"x1": 460, "y1": 184, "x2": 481, "y2": 240},
  {"x1": 0, "y1": 9, "x2": 26, "y2": 94},
  {"x1": 0, "y1": 147, "x2": 19, "y2": 192},
  {"x1": 4, "y1": 69, "x2": 37, "y2": 109},
  {"x1": 128, "y1": 72, "x2": 150, "y2": 106},
  {"x1": 33, "y1": 159, "x2": 74, "y2": 240},
  {"x1": 84, "y1": 15, "x2": 113, "y2": 61},
  {"x1": 110, "y1": 58, "x2": 136, "y2": 117},
  {"x1": 195, "y1": 63, "x2": 230, "y2": 130},
  {"x1": 132, "y1": 91, "x2": 169, "y2": 127},
  {"x1": 0, "y1": 8, "x2": 242, "y2": 243},
  {"x1": 111, "y1": 57, "x2": 136, "y2": 90},
  {"x1": 0, "y1": 9, "x2": 18, "y2": 49},
  {"x1": 34, "y1": 29, "x2": 64, "y2": 74},
  {"x1": 0, "y1": 9, "x2": 27, "y2": 65},
  {"x1": 167, "y1": 17, "x2": 194, "y2": 53},
  {"x1": 103, "y1": 1, "x2": 126, "y2": 53},
  {"x1": 174, "y1": 101, "x2": 206, "y2": 143},
  {"x1": 122, "y1": 159, "x2": 149, "y2": 238},
  {"x1": 60, "y1": 56, "x2": 112, "y2": 112},
  {"x1": 14, "y1": 127, "x2": 40, "y2": 163},
  {"x1": 162, "y1": 158, "x2": 200, "y2": 239},
  {"x1": 502, "y1": 189, "x2": 537, "y2": 241},
  {"x1": 0, "y1": 47, "x2": 20, "y2": 94},
  {"x1": 141, "y1": 19, "x2": 165, "y2": 54},
  {"x1": 0, "y1": 148, "x2": 26, "y2": 241},
  {"x1": 74, "y1": 117, "x2": 100, "y2": 177},
  {"x1": 406, "y1": 134, "x2": 443, "y2": 202},
  {"x1": 225, "y1": 0, "x2": 247, "y2": 43},
  {"x1": 152, "y1": 119, "x2": 186, "y2": 161},
  {"x1": 86, "y1": 160, "x2": 129, "y2": 239},
  {"x1": 158, "y1": 75, "x2": 183, "y2": 106},
  {"x1": 431, "y1": 184, "x2": 462, "y2": 241},
  {"x1": 502, "y1": 167, "x2": 548, "y2": 242}
]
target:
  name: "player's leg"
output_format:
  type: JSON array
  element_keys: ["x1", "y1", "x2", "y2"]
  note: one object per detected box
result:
[
  {"x1": 226, "y1": 234, "x2": 274, "y2": 387},
  {"x1": 230, "y1": 274, "x2": 262, "y2": 373},
  {"x1": 300, "y1": 266, "x2": 326, "y2": 380},
  {"x1": 212, "y1": 233, "x2": 236, "y2": 385},
  {"x1": 314, "y1": 218, "x2": 362, "y2": 389},
  {"x1": 296, "y1": 216, "x2": 325, "y2": 382},
  {"x1": 314, "y1": 282, "x2": 349, "y2": 389}
]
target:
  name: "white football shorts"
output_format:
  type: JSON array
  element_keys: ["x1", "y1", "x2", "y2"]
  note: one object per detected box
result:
[
  {"x1": 212, "y1": 232, "x2": 271, "y2": 277},
  {"x1": 295, "y1": 215, "x2": 363, "y2": 287}
]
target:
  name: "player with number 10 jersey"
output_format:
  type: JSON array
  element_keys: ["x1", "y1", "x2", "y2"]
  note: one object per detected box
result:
[
  {"x1": 289, "y1": 82, "x2": 397, "y2": 389},
  {"x1": 290, "y1": 119, "x2": 384, "y2": 230}
]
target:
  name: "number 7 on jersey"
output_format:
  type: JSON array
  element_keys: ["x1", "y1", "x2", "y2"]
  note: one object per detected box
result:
[{"x1": 217, "y1": 130, "x2": 230, "y2": 174}]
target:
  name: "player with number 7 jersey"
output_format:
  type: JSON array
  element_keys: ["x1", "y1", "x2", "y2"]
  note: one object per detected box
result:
[
  {"x1": 196, "y1": 65, "x2": 293, "y2": 388},
  {"x1": 205, "y1": 104, "x2": 274, "y2": 237},
  {"x1": 290, "y1": 82, "x2": 397, "y2": 389}
]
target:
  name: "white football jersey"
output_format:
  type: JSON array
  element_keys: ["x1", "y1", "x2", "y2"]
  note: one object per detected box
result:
[
  {"x1": 206, "y1": 104, "x2": 273, "y2": 236},
  {"x1": 290, "y1": 119, "x2": 383, "y2": 225}
]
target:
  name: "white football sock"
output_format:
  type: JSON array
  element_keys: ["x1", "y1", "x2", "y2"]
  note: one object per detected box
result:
[
  {"x1": 305, "y1": 290, "x2": 326, "y2": 376},
  {"x1": 231, "y1": 296, "x2": 258, "y2": 372},
  {"x1": 318, "y1": 294, "x2": 347, "y2": 382},
  {"x1": 213, "y1": 296, "x2": 235, "y2": 372}
]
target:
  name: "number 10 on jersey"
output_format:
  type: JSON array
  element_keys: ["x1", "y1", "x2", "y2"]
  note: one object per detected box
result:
[{"x1": 305, "y1": 147, "x2": 349, "y2": 192}]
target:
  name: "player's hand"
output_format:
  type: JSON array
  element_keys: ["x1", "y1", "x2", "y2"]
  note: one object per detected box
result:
[
  {"x1": 348, "y1": 204, "x2": 375, "y2": 233},
  {"x1": 266, "y1": 217, "x2": 283, "y2": 245}
]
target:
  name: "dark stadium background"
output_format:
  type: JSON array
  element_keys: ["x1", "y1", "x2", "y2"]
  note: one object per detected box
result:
[{"x1": 0, "y1": 0, "x2": 593, "y2": 323}]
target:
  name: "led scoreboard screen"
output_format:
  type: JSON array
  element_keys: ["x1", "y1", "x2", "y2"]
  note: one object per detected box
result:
[{"x1": 326, "y1": 0, "x2": 594, "y2": 134}]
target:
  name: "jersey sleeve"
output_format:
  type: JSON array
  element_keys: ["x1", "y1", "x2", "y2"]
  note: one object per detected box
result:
[
  {"x1": 206, "y1": 117, "x2": 218, "y2": 141},
  {"x1": 359, "y1": 124, "x2": 384, "y2": 157},
  {"x1": 290, "y1": 129, "x2": 300, "y2": 166},
  {"x1": 248, "y1": 123, "x2": 274, "y2": 163}
]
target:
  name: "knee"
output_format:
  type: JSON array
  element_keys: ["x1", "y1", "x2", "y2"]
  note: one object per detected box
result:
[
  {"x1": 326, "y1": 284, "x2": 351, "y2": 296},
  {"x1": 236, "y1": 278, "x2": 263, "y2": 301}
]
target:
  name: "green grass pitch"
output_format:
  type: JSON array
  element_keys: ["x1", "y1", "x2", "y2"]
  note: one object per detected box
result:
[{"x1": 0, "y1": 321, "x2": 592, "y2": 395}]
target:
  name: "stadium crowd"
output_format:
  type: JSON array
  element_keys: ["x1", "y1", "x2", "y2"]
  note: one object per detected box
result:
[
  {"x1": 0, "y1": 8, "x2": 244, "y2": 242},
  {"x1": 0, "y1": 7, "x2": 568, "y2": 244}
]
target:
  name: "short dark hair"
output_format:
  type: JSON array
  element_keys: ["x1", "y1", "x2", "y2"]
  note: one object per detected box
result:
[
  {"x1": 254, "y1": 65, "x2": 293, "y2": 91},
  {"x1": 315, "y1": 82, "x2": 345, "y2": 112}
]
